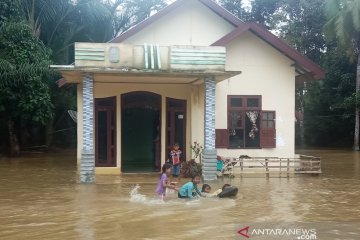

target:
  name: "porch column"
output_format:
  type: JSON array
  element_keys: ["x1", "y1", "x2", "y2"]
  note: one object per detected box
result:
[
  {"x1": 203, "y1": 75, "x2": 217, "y2": 181},
  {"x1": 80, "y1": 73, "x2": 95, "y2": 183}
]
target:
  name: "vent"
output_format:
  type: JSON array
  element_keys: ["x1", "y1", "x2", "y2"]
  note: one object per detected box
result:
[{"x1": 144, "y1": 44, "x2": 162, "y2": 70}]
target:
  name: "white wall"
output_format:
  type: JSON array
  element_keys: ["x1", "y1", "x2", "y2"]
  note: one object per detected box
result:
[
  {"x1": 123, "y1": 0, "x2": 235, "y2": 46},
  {"x1": 216, "y1": 32, "x2": 296, "y2": 158}
]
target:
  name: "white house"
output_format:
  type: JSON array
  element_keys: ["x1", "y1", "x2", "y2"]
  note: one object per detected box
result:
[{"x1": 53, "y1": 0, "x2": 324, "y2": 182}]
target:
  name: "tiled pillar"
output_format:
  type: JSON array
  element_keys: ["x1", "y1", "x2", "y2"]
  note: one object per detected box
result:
[
  {"x1": 203, "y1": 75, "x2": 217, "y2": 181},
  {"x1": 81, "y1": 73, "x2": 95, "y2": 183}
]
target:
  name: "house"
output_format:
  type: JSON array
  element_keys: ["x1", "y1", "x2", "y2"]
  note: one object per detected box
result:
[{"x1": 52, "y1": 0, "x2": 324, "y2": 183}]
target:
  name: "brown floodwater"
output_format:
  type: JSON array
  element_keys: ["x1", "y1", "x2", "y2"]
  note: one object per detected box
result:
[{"x1": 0, "y1": 149, "x2": 359, "y2": 240}]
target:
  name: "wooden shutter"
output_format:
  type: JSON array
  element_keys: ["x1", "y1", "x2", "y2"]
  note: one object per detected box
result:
[
  {"x1": 215, "y1": 129, "x2": 229, "y2": 148},
  {"x1": 260, "y1": 111, "x2": 276, "y2": 148}
]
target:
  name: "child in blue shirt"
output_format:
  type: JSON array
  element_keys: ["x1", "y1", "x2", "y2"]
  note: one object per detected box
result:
[{"x1": 178, "y1": 175, "x2": 202, "y2": 199}]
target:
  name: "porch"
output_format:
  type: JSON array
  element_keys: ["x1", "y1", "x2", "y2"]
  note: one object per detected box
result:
[{"x1": 51, "y1": 43, "x2": 240, "y2": 183}]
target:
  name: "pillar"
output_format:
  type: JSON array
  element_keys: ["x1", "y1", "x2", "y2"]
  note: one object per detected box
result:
[
  {"x1": 80, "y1": 73, "x2": 95, "y2": 183},
  {"x1": 203, "y1": 75, "x2": 217, "y2": 181}
]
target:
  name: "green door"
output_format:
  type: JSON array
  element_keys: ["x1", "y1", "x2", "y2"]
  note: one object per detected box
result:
[{"x1": 121, "y1": 92, "x2": 161, "y2": 172}]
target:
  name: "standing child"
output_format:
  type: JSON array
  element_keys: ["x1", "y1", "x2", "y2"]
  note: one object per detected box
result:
[
  {"x1": 169, "y1": 143, "x2": 182, "y2": 178},
  {"x1": 155, "y1": 163, "x2": 177, "y2": 200},
  {"x1": 178, "y1": 175, "x2": 202, "y2": 199}
]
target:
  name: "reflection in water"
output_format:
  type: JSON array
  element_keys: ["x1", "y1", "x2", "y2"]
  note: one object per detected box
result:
[
  {"x1": 0, "y1": 149, "x2": 359, "y2": 239},
  {"x1": 75, "y1": 185, "x2": 96, "y2": 240}
]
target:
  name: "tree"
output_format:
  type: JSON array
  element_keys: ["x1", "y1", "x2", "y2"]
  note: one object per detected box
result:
[
  {"x1": 217, "y1": 0, "x2": 249, "y2": 20},
  {"x1": 270, "y1": 0, "x2": 327, "y2": 147},
  {"x1": 324, "y1": 0, "x2": 360, "y2": 150},
  {"x1": 218, "y1": 0, "x2": 283, "y2": 27},
  {"x1": 0, "y1": 20, "x2": 53, "y2": 155},
  {"x1": 303, "y1": 50, "x2": 355, "y2": 147}
]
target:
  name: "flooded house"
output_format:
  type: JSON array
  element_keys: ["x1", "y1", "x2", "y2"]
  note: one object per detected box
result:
[{"x1": 52, "y1": 0, "x2": 324, "y2": 182}]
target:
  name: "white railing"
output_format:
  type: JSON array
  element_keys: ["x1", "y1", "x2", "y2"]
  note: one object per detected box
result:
[{"x1": 219, "y1": 155, "x2": 321, "y2": 177}]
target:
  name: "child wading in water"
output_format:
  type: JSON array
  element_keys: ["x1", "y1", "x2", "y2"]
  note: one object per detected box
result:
[
  {"x1": 178, "y1": 175, "x2": 202, "y2": 199},
  {"x1": 168, "y1": 143, "x2": 182, "y2": 178},
  {"x1": 155, "y1": 163, "x2": 177, "y2": 200},
  {"x1": 201, "y1": 184, "x2": 223, "y2": 197}
]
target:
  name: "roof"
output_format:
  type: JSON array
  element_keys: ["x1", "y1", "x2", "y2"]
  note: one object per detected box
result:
[
  {"x1": 110, "y1": 0, "x2": 242, "y2": 43},
  {"x1": 212, "y1": 22, "x2": 325, "y2": 80}
]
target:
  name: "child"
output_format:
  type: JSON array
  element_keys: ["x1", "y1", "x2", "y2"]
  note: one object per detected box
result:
[
  {"x1": 155, "y1": 163, "x2": 177, "y2": 200},
  {"x1": 201, "y1": 184, "x2": 222, "y2": 197},
  {"x1": 178, "y1": 175, "x2": 202, "y2": 199},
  {"x1": 169, "y1": 143, "x2": 182, "y2": 177}
]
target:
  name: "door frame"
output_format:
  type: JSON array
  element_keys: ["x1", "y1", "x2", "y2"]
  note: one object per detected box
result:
[
  {"x1": 165, "y1": 97, "x2": 187, "y2": 162},
  {"x1": 95, "y1": 96, "x2": 116, "y2": 167},
  {"x1": 121, "y1": 91, "x2": 162, "y2": 172}
]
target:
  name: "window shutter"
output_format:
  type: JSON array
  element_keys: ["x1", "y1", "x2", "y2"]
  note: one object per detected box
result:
[
  {"x1": 260, "y1": 111, "x2": 276, "y2": 148},
  {"x1": 215, "y1": 129, "x2": 229, "y2": 148},
  {"x1": 260, "y1": 129, "x2": 276, "y2": 148}
]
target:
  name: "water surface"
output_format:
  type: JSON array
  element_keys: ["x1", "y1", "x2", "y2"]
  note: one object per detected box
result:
[{"x1": 0, "y1": 149, "x2": 359, "y2": 239}]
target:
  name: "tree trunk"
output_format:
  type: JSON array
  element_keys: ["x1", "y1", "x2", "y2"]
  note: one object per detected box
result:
[
  {"x1": 354, "y1": 54, "x2": 360, "y2": 150},
  {"x1": 8, "y1": 119, "x2": 20, "y2": 155},
  {"x1": 45, "y1": 119, "x2": 54, "y2": 147}
]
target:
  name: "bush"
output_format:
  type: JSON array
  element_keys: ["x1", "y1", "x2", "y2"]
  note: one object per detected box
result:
[{"x1": 181, "y1": 159, "x2": 202, "y2": 178}]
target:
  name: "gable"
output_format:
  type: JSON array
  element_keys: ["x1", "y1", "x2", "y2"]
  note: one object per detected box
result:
[
  {"x1": 226, "y1": 31, "x2": 295, "y2": 71},
  {"x1": 115, "y1": 0, "x2": 237, "y2": 46}
]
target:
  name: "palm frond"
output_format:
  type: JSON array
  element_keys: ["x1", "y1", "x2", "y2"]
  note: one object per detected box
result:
[
  {"x1": 325, "y1": 0, "x2": 342, "y2": 19},
  {"x1": 350, "y1": 0, "x2": 360, "y2": 31}
]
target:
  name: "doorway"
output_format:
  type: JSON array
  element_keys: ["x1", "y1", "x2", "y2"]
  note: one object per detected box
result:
[
  {"x1": 121, "y1": 92, "x2": 161, "y2": 172},
  {"x1": 166, "y1": 98, "x2": 187, "y2": 161},
  {"x1": 95, "y1": 97, "x2": 116, "y2": 167}
]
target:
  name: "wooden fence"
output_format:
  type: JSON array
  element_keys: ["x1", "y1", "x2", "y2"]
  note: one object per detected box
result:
[{"x1": 220, "y1": 155, "x2": 321, "y2": 178}]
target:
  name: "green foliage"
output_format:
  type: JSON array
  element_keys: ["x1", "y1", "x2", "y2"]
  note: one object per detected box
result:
[
  {"x1": 303, "y1": 50, "x2": 356, "y2": 146},
  {"x1": 274, "y1": 0, "x2": 327, "y2": 62},
  {"x1": 218, "y1": 0, "x2": 248, "y2": 20},
  {"x1": 219, "y1": 0, "x2": 283, "y2": 27},
  {"x1": 343, "y1": 91, "x2": 360, "y2": 110},
  {"x1": 324, "y1": 0, "x2": 360, "y2": 59},
  {"x1": 0, "y1": 20, "x2": 53, "y2": 124}
]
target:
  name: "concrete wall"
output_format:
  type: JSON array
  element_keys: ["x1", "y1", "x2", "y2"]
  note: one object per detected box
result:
[
  {"x1": 122, "y1": 0, "x2": 235, "y2": 46},
  {"x1": 216, "y1": 32, "x2": 296, "y2": 158}
]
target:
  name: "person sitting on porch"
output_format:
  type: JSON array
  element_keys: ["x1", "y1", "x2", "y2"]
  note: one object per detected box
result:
[
  {"x1": 168, "y1": 143, "x2": 182, "y2": 178},
  {"x1": 178, "y1": 175, "x2": 202, "y2": 199},
  {"x1": 155, "y1": 163, "x2": 178, "y2": 200}
]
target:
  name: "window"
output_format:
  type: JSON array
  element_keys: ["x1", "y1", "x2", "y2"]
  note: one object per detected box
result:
[
  {"x1": 228, "y1": 96, "x2": 261, "y2": 148},
  {"x1": 215, "y1": 96, "x2": 276, "y2": 149}
]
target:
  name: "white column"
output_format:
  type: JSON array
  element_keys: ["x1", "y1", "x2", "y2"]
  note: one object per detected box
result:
[
  {"x1": 80, "y1": 73, "x2": 95, "y2": 183},
  {"x1": 203, "y1": 76, "x2": 217, "y2": 181}
]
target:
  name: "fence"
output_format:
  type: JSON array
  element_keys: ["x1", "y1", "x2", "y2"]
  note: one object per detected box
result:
[{"x1": 220, "y1": 155, "x2": 321, "y2": 178}]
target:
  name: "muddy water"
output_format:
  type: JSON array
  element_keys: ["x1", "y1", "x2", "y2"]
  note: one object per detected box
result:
[{"x1": 0, "y1": 149, "x2": 359, "y2": 240}]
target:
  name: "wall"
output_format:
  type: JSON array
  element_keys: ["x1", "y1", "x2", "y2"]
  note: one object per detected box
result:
[
  {"x1": 216, "y1": 32, "x2": 296, "y2": 158},
  {"x1": 190, "y1": 84, "x2": 205, "y2": 151},
  {"x1": 122, "y1": 0, "x2": 235, "y2": 46}
]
